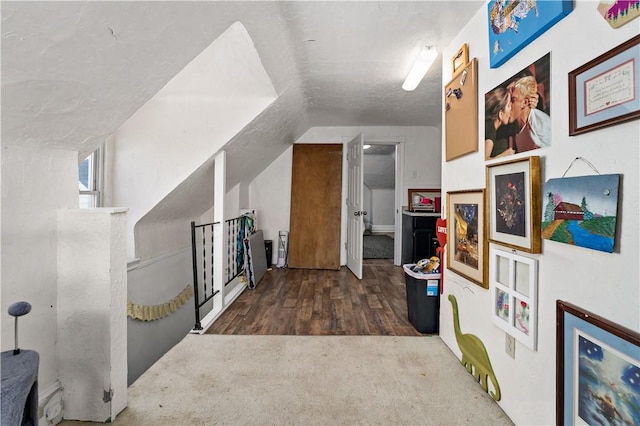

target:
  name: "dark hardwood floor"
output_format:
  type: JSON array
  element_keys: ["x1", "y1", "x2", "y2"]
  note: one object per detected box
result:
[{"x1": 205, "y1": 259, "x2": 423, "y2": 336}]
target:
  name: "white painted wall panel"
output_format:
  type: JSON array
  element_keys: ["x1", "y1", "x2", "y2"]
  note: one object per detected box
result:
[
  {"x1": 371, "y1": 188, "x2": 395, "y2": 227},
  {"x1": 105, "y1": 22, "x2": 277, "y2": 259},
  {"x1": 1, "y1": 144, "x2": 78, "y2": 394},
  {"x1": 57, "y1": 208, "x2": 127, "y2": 422}
]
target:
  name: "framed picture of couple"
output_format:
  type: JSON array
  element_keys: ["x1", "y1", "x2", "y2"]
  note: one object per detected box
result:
[{"x1": 484, "y1": 52, "x2": 551, "y2": 161}]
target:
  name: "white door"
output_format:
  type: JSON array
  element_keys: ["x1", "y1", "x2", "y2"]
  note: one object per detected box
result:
[{"x1": 346, "y1": 133, "x2": 364, "y2": 279}]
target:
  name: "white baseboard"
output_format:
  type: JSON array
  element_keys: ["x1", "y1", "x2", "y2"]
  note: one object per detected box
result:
[
  {"x1": 371, "y1": 225, "x2": 394, "y2": 233},
  {"x1": 38, "y1": 380, "x2": 63, "y2": 425}
]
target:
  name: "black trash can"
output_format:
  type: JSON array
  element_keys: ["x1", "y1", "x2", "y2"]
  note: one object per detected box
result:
[
  {"x1": 403, "y1": 264, "x2": 441, "y2": 334},
  {"x1": 264, "y1": 240, "x2": 273, "y2": 268}
]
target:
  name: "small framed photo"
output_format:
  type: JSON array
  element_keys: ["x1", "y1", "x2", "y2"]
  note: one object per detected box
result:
[
  {"x1": 446, "y1": 189, "x2": 487, "y2": 288},
  {"x1": 556, "y1": 300, "x2": 640, "y2": 425},
  {"x1": 486, "y1": 156, "x2": 541, "y2": 253},
  {"x1": 451, "y1": 43, "x2": 469, "y2": 78},
  {"x1": 569, "y1": 34, "x2": 640, "y2": 136},
  {"x1": 408, "y1": 188, "x2": 441, "y2": 213},
  {"x1": 489, "y1": 244, "x2": 538, "y2": 350}
]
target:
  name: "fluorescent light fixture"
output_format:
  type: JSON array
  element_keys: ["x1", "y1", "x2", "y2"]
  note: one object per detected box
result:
[
  {"x1": 402, "y1": 46, "x2": 437, "y2": 91},
  {"x1": 363, "y1": 144, "x2": 371, "y2": 150}
]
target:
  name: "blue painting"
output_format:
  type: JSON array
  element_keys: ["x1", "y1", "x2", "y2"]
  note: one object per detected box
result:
[
  {"x1": 488, "y1": 0, "x2": 573, "y2": 68},
  {"x1": 577, "y1": 332, "x2": 640, "y2": 426},
  {"x1": 562, "y1": 308, "x2": 640, "y2": 425},
  {"x1": 542, "y1": 174, "x2": 620, "y2": 253}
]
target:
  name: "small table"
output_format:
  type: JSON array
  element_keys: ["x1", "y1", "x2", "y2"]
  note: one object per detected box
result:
[{"x1": 1, "y1": 350, "x2": 39, "y2": 426}]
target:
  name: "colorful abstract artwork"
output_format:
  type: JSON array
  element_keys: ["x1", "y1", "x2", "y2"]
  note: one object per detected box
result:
[
  {"x1": 577, "y1": 333, "x2": 640, "y2": 425},
  {"x1": 488, "y1": 0, "x2": 573, "y2": 68},
  {"x1": 495, "y1": 171, "x2": 526, "y2": 237},
  {"x1": 542, "y1": 174, "x2": 620, "y2": 253},
  {"x1": 495, "y1": 288, "x2": 509, "y2": 322},
  {"x1": 598, "y1": 1, "x2": 640, "y2": 28},
  {"x1": 454, "y1": 203, "x2": 480, "y2": 270},
  {"x1": 447, "y1": 190, "x2": 486, "y2": 288}
]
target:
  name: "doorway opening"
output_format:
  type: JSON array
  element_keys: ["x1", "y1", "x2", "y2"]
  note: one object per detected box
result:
[{"x1": 362, "y1": 143, "x2": 397, "y2": 261}]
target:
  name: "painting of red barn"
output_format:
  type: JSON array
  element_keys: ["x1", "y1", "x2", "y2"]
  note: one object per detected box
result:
[{"x1": 542, "y1": 174, "x2": 620, "y2": 253}]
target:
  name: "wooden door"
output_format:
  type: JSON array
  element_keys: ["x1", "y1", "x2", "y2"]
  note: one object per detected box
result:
[{"x1": 288, "y1": 144, "x2": 342, "y2": 269}]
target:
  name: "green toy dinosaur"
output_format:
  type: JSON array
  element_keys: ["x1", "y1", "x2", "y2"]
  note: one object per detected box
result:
[{"x1": 448, "y1": 294, "x2": 501, "y2": 401}]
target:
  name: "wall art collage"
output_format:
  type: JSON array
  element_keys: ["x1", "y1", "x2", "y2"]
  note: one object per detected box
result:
[{"x1": 443, "y1": 4, "x2": 638, "y2": 415}]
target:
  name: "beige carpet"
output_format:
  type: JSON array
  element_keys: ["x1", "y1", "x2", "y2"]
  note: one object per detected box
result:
[{"x1": 62, "y1": 335, "x2": 513, "y2": 425}]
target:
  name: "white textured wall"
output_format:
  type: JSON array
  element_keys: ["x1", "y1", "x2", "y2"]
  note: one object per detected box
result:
[
  {"x1": 371, "y1": 188, "x2": 395, "y2": 227},
  {"x1": 1, "y1": 144, "x2": 78, "y2": 392},
  {"x1": 57, "y1": 208, "x2": 128, "y2": 422},
  {"x1": 104, "y1": 22, "x2": 277, "y2": 259},
  {"x1": 248, "y1": 148, "x2": 293, "y2": 264},
  {"x1": 363, "y1": 184, "x2": 372, "y2": 229},
  {"x1": 127, "y1": 249, "x2": 194, "y2": 385},
  {"x1": 439, "y1": 3, "x2": 640, "y2": 425}
]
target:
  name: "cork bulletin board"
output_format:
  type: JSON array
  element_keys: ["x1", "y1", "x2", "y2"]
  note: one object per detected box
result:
[{"x1": 444, "y1": 58, "x2": 478, "y2": 161}]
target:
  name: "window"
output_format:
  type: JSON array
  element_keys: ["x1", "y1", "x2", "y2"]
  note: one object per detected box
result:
[{"x1": 79, "y1": 145, "x2": 103, "y2": 208}]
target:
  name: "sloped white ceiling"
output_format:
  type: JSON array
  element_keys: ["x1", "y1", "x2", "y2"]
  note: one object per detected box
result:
[
  {"x1": 1, "y1": 1, "x2": 484, "y2": 258},
  {"x1": 1, "y1": 1, "x2": 483, "y2": 156}
]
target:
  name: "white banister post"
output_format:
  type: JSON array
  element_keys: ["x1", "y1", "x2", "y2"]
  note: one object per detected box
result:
[
  {"x1": 57, "y1": 207, "x2": 128, "y2": 422},
  {"x1": 214, "y1": 151, "x2": 226, "y2": 312}
]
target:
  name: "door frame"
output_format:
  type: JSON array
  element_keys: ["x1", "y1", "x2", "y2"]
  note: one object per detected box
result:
[{"x1": 340, "y1": 136, "x2": 405, "y2": 267}]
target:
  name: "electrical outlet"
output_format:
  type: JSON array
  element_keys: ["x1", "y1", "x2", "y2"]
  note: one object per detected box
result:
[{"x1": 505, "y1": 334, "x2": 516, "y2": 358}]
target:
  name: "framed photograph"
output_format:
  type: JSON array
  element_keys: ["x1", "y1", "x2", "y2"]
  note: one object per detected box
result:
[
  {"x1": 408, "y1": 188, "x2": 441, "y2": 213},
  {"x1": 569, "y1": 34, "x2": 640, "y2": 136},
  {"x1": 556, "y1": 300, "x2": 640, "y2": 426},
  {"x1": 486, "y1": 156, "x2": 541, "y2": 253},
  {"x1": 487, "y1": 0, "x2": 573, "y2": 68},
  {"x1": 485, "y1": 53, "x2": 551, "y2": 160},
  {"x1": 489, "y1": 244, "x2": 538, "y2": 350},
  {"x1": 451, "y1": 43, "x2": 469, "y2": 78},
  {"x1": 446, "y1": 189, "x2": 487, "y2": 288}
]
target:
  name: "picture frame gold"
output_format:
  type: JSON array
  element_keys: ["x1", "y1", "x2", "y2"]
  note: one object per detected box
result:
[
  {"x1": 486, "y1": 156, "x2": 541, "y2": 253},
  {"x1": 451, "y1": 43, "x2": 469, "y2": 78},
  {"x1": 446, "y1": 189, "x2": 487, "y2": 288}
]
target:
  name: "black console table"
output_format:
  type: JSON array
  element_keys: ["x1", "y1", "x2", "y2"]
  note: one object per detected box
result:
[{"x1": 402, "y1": 210, "x2": 439, "y2": 264}]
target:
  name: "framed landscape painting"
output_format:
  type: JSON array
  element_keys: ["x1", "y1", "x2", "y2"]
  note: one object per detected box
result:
[
  {"x1": 556, "y1": 300, "x2": 640, "y2": 426},
  {"x1": 542, "y1": 174, "x2": 620, "y2": 253},
  {"x1": 488, "y1": 0, "x2": 573, "y2": 68}
]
